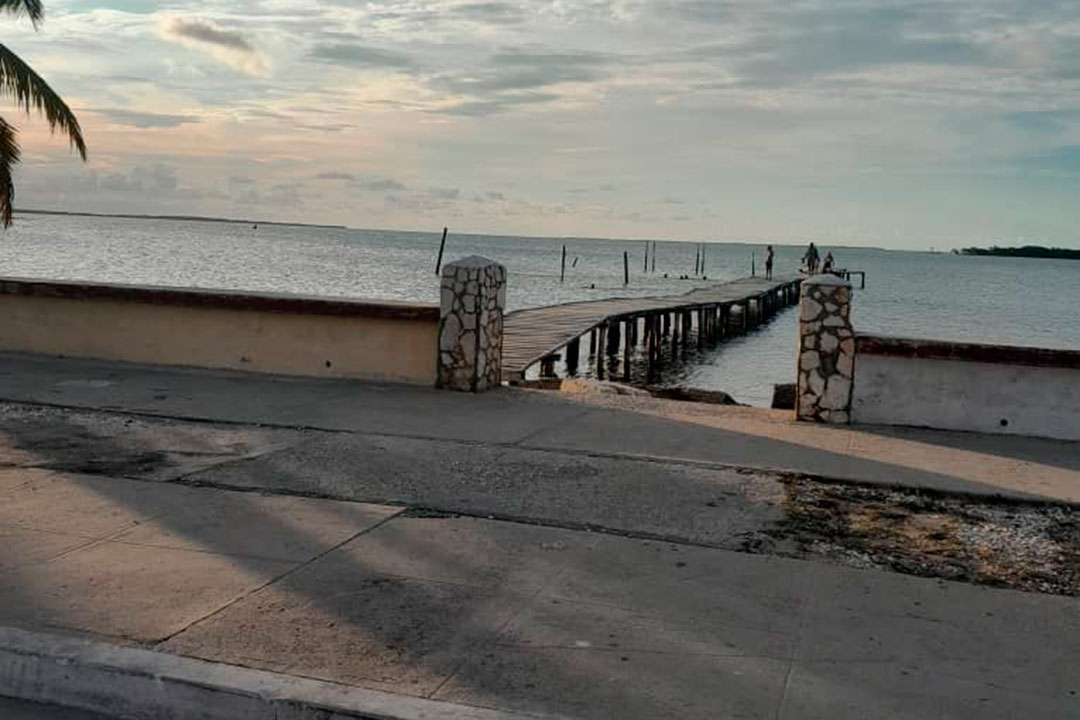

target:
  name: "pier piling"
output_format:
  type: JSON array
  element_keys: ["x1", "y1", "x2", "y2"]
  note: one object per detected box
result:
[
  {"x1": 566, "y1": 338, "x2": 580, "y2": 376},
  {"x1": 434, "y1": 226, "x2": 448, "y2": 275}
]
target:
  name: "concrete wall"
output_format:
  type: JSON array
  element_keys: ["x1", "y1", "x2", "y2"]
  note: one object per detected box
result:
[
  {"x1": 851, "y1": 335, "x2": 1080, "y2": 441},
  {"x1": 0, "y1": 278, "x2": 439, "y2": 384}
]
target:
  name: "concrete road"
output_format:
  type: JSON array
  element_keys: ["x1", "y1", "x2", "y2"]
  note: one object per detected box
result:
[
  {"x1": 0, "y1": 697, "x2": 113, "y2": 719},
  {"x1": 0, "y1": 353, "x2": 1077, "y2": 718}
]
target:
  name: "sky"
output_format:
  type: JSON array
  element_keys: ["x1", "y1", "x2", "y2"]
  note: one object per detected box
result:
[{"x1": 4, "y1": 0, "x2": 1080, "y2": 248}]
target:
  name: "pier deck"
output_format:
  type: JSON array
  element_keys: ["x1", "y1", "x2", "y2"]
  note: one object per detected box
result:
[{"x1": 503, "y1": 274, "x2": 803, "y2": 382}]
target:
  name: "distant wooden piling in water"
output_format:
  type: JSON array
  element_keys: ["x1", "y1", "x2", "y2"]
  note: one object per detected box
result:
[
  {"x1": 435, "y1": 227, "x2": 448, "y2": 275},
  {"x1": 560, "y1": 245, "x2": 567, "y2": 282},
  {"x1": 623, "y1": 251, "x2": 629, "y2": 285},
  {"x1": 643, "y1": 242, "x2": 649, "y2": 272},
  {"x1": 651, "y1": 241, "x2": 656, "y2": 272}
]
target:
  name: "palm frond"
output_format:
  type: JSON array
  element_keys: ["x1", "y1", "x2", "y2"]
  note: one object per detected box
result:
[
  {"x1": 0, "y1": 43, "x2": 86, "y2": 160},
  {"x1": 0, "y1": 0, "x2": 43, "y2": 26},
  {"x1": 0, "y1": 117, "x2": 22, "y2": 227}
]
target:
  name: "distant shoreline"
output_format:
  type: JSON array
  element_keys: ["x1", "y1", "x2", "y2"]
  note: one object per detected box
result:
[
  {"x1": 15, "y1": 208, "x2": 348, "y2": 231},
  {"x1": 959, "y1": 245, "x2": 1080, "y2": 260}
]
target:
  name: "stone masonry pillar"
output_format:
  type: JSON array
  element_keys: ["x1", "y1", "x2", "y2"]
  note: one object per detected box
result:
[
  {"x1": 796, "y1": 275, "x2": 855, "y2": 423},
  {"x1": 438, "y1": 256, "x2": 506, "y2": 392}
]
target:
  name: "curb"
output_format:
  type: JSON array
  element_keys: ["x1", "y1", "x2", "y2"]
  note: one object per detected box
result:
[{"x1": 0, "y1": 626, "x2": 565, "y2": 720}]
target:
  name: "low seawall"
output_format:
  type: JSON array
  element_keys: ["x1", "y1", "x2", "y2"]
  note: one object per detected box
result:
[
  {"x1": 0, "y1": 277, "x2": 439, "y2": 384},
  {"x1": 851, "y1": 335, "x2": 1080, "y2": 441}
]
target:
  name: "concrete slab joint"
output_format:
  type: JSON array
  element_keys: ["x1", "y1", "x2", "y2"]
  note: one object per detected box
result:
[
  {"x1": 438, "y1": 256, "x2": 507, "y2": 392},
  {"x1": 796, "y1": 275, "x2": 854, "y2": 424}
]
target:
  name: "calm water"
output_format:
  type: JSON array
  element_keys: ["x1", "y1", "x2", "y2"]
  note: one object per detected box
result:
[{"x1": 3, "y1": 214, "x2": 1079, "y2": 405}]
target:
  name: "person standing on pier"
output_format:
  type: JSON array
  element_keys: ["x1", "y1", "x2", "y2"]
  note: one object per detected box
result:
[
  {"x1": 765, "y1": 245, "x2": 774, "y2": 279},
  {"x1": 803, "y1": 242, "x2": 820, "y2": 274}
]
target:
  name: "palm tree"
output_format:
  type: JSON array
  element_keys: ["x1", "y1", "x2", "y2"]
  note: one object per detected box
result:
[{"x1": 0, "y1": 0, "x2": 86, "y2": 226}]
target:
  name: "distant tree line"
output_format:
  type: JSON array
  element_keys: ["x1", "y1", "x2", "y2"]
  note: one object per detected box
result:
[{"x1": 959, "y1": 245, "x2": 1080, "y2": 260}]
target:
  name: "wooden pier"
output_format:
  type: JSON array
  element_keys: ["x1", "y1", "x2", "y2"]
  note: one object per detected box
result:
[{"x1": 502, "y1": 274, "x2": 804, "y2": 383}]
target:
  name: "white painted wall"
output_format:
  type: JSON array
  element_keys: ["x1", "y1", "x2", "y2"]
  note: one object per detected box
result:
[{"x1": 852, "y1": 354, "x2": 1080, "y2": 440}]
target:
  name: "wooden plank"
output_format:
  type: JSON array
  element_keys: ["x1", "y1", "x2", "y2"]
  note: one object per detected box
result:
[{"x1": 501, "y1": 275, "x2": 803, "y2": 380}]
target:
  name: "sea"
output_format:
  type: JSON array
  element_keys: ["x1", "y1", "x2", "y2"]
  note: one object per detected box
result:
[{"x1": 4, "y1": 213, "x2": 1079, "y2": 406}]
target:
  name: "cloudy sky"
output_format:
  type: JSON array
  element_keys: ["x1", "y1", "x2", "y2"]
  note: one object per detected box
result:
[{"x1": 5, "y1": 0, "x2": 1080, "y2": 247}]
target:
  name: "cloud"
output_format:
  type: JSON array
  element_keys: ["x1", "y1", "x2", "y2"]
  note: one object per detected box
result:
[
  {"x1": 452, "y1": 2, "x2": 529, "y2": 25},
  {"x1": 313, "y1": 173, "x2": 407, "y2": 191},
  {"x1": 435, "y1": 92, "x2": 561, "y2": 116},
  {"x1": 159, "y1": 17, "x2": 268, "y2": 76},
  {"x1": 422, "y1": 47, "x2": 615, "y2": 115},
  {"x1": 100, "y1": 164, "x2": 181, "y2": 193},
  {"x1": 428, "y1": 186, "x2": 461, "y2": 200},
  {"x1": 434, "y1": 49, "x2": 609, "y2": 94},
  {"x1": 309, "y1": 43, "x2": 415, "y2": 69},
  {"x1": 363, "y1": 177, "x2": 407, "y2": 191},
  {"x1": 93, "y1": 109, "x2": 201, "y2": 129}
]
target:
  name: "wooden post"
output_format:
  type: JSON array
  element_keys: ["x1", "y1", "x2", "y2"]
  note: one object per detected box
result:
[
  {"x1": 701, "y1": 244, "x2": 707, "y2": 276},
  {"x1": 643, "y1": 242, "x2": 649, "y2": 272},
  {"x1": 623, "y1": 319, "x2": 632, "y2": 381},
  {"x1": 694, "y1": 245, "x2": 700, "y2": 276},
  {"x1": 718, "y1": 304, "x2": 727, "y2": 339},
  {"x1": 597, "y1": 324, "x2": 607, "y2": 379},
  {"x1": 607, "y1": 320, "x2": 621, "y2": 357},
  {"x1": 662, "y1": 313, "x2": 670, "y2": 336},
  {"x1": 623, "y1": 251, "x2": 629, "y2": 285},
  {"x1": 434, "y1": 226, "x2": 448, "y2": 275},
  {"x1": 697, "y1": 307, "x2": 705, "y2": 348},
  {"x1": 566, "y1": 338, "x2": 580, "y2": 376},
  {"x1": 589, "y1": 328, "x2": 597, "y2": 356},
  {"x1": 560, "y1": 245, "x2": 567, "y2": 283},
  {"x1": 540, "y1": 355, "x2": 557, "y2": 378},
  {"x1": 751, "y1": 252, "x2": 755, "y2": 276},
  {"x1": 651, "y1": 241, "x2": 656, "y2": 272}
]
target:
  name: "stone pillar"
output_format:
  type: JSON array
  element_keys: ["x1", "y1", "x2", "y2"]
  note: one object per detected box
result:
[
  {"x1": 438, "y1": 256, "x2": 506, "y2": 392},
  {"x1": 796, "y1": 275, "x2": 855, "y2": 423}
]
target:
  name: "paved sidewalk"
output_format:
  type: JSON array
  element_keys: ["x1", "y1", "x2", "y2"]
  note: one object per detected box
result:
[
  {"x1": 0, "y1": 353, "x2": 1076, "y2": 718},
  {"x1": 0, "y1": 697, "x2": 113, "y2": 719},
  {"x1": 1, "y1": 471, "x2": 1077, "y2": 719},
  {"x1": 0, "y1": 352, "x2": 1075, "y2": 504}
]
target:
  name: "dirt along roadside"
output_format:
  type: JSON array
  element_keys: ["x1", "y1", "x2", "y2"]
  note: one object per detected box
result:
[{"x1": 749, "y1": 476, "x2": 1080, "y2": 596}]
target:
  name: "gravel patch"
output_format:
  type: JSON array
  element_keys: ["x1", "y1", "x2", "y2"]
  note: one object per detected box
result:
[{"x1": 757, "y1": 477, "x2": 1080, "y2": 596}]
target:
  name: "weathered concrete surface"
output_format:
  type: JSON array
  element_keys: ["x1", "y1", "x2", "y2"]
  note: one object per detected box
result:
[
  {"x1": 548, "y1": 393, "x2": 1080, "y2": 504},
  {"x1": 0, "y1": 471, "x2": 399, "y2": 642},
  {"x1": 2, "y1": 487, "x2": 1071, "y2": 720},
  {"x1": 0, "y1": 352, "x2": 1076, "y2": 506},
  {"x1": 0, "y1": 354, "x2": 1073, "y2": 718},
  {"x1": 0, "y1": 697, "x2": 114, "y2": 720},
  {"x1": 0, "y1": 626, "x2": 554, "y2": 720},
  {"x1": 187, "y1": 432, "x2": 787, "y2": 548},
  {"x1": 0, "y1": 402, "x2": 298, "y2": 481},
  {"x1": 853, "y1": 353, "x2": 1080, "y2": 441},
  {"x1": 0, "y1": 278, "x2": 439, "y2": 384}
]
